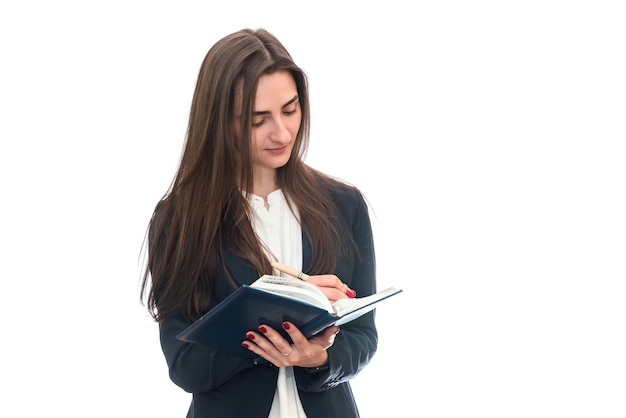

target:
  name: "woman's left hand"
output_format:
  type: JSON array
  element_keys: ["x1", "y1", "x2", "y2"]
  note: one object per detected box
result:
[
  {"x1": 242, "y1": 322, "x2": 340, "y2": 367},
  {"x1": 305, "y1": 274, "x2": 356, "y2": 303}
]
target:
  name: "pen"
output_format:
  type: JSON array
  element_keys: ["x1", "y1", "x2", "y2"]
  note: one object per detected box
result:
[{"x1": 271, "y1": 261, "x2": 311, "y2": 281}]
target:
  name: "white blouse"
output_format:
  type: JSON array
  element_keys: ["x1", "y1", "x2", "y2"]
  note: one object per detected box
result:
[{"x1": 248, "y1": 189, "x2": 307, "y2": 418}]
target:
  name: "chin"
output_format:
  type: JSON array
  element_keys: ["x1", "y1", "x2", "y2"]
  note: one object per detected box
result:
[
  {"x1": 273, "y1": 160, "x2": 290, "y2": 169},
  {"x1": 272, "y1": 155, "x2": 292, "y2": 168}
]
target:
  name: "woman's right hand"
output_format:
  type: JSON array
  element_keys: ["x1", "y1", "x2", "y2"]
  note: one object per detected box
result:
[{"x1": 243, "y1": 322, "x2": 340, "y2": 368}]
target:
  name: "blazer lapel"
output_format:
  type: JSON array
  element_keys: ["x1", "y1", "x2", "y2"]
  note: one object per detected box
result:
[
  {"x1": 301, "y1": 230, "x2": 313, "y2": 273},
  {"x1": 221, "y1": 250, "x2": 259, "y2": 287},
  {"x1": 221, "y1": 230, "x2": 313, "y2": 286}
]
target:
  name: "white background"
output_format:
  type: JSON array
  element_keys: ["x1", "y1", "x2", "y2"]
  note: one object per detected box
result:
[{"x1": 1, "y1": 1, "x2": 625, "y2": 417}]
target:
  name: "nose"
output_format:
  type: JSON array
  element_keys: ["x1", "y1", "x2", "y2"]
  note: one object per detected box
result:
[{"x1": 269, "y1": 117, "x2": 291, "y2": 144}]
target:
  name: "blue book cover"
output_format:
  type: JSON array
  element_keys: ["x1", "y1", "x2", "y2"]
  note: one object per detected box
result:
[{"x1": 176, "y1": 281, "x2": 402, "y2": 359}]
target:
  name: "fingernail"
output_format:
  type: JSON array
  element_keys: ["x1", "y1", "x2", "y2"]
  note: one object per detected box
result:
[
  {"x1": 346, "y1": 289, "x2": 356, "y2": 298},
  {"x1": 242, "y1": 342, "x2": 250, "y2": 348},
  {"x1": 258, "y1": 326, "x2": 267, "y2": 333},
  {"x1": 282, "y1": 322, "x2": 291, "y2": 330},
  {"x1": 246, "y1": 333, "x2": 255, "y2": 340}
]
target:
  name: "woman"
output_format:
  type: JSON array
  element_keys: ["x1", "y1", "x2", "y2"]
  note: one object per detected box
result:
[{"x1": 141, "y1": 28, "x2": 378, "y2": 417}]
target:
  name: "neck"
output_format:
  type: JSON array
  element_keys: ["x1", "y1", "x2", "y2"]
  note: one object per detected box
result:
[{"x1": 251, "y1": 167, "x2": 279, "y2": 201}]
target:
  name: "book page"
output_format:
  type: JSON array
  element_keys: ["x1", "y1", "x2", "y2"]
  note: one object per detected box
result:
[
  {"x1": 331, "y1": 287, "x2": 402, "y2": 317},
  {"x1": 251, "y1": 275, "x2": 334, "y2": 313}
]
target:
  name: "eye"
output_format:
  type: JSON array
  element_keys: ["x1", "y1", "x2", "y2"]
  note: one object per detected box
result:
[
  {"x1": 283, "y1": 106, "x2": 298, "y2": 116},
  {"x1": 252, "y1": 119, "x2": 266, "y2": 128}
]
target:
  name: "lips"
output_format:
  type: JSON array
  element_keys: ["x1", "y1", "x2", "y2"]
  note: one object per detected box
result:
[{"x1": 267, "y1": 146, "x2": 288, "y2": 155}]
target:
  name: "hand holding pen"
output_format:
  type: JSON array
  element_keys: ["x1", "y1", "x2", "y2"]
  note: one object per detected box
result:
[{"x1": 271, "y1": 261, "x2": 357, "y2": 302}]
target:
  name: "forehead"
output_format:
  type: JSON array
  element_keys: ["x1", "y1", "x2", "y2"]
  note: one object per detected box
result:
[{"x1": 253, "y1": 71, "x2": 297, "y2": 109}]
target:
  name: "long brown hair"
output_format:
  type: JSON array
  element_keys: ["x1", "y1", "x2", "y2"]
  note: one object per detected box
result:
[{"x1": 141, "y1": 29, "x2": 355, "y2": 322}]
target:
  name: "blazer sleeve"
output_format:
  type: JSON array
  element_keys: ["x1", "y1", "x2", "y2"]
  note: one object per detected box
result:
[
  {"x1": 159, "y1": 315, "x2": 258, "y2": 394},
  {"x1": 158, "y1": 259, "x2": 268, "y2": 394},
  {"x1": 295, "y1": 186, "x2": 378, "y2": 392}
]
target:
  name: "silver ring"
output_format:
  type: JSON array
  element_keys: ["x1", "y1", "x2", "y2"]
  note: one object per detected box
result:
[{"x1": 281, "y1": 346, "x2": 292, "y2": 356}]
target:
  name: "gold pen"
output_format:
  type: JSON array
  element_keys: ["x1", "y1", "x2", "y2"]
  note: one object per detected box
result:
[{"x1": 271, "y1": 261, "x2": 311, "y2": 281}]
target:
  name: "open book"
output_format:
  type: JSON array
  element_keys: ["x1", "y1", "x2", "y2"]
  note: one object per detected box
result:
[{"x1": 176, "y1": 275, "x2": 402, "y2": 358}]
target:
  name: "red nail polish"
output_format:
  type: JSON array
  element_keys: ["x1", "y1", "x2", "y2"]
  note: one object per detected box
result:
[
  {"x1": 282, "y1": 322, "x2": 290, "y2": 330},
  {"x1": 346, "y1": 289, "x2": 356, "y2": 298},
  {"x1": 258, "y1": 326, "x2": 267, "y2": 333},
  {"x1": 242, "y1": 342, "x2": 249, "y2": 348},
  {"x1": 246, "y1": 333, "x2": 255, "y2": 340}
]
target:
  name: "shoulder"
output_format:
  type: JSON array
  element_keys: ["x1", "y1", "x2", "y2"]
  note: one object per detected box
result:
[{"x1": 311, "y1": 169, "x2": 369, "y2": 221}]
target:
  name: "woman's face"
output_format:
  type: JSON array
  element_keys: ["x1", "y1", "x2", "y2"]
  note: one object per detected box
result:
[{"x1": 247, "y1": 70, "x2": 301, "y2": 176}]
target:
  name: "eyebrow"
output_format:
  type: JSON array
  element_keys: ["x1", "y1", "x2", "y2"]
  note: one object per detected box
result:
[{"x1": 252, "y1": 95, "x2": 299, "y2": 116}]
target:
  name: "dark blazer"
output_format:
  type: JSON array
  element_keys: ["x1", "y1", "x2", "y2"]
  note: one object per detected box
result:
[{"x1": 159, "y1": 185, "x2": 378, "y2": 418}]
